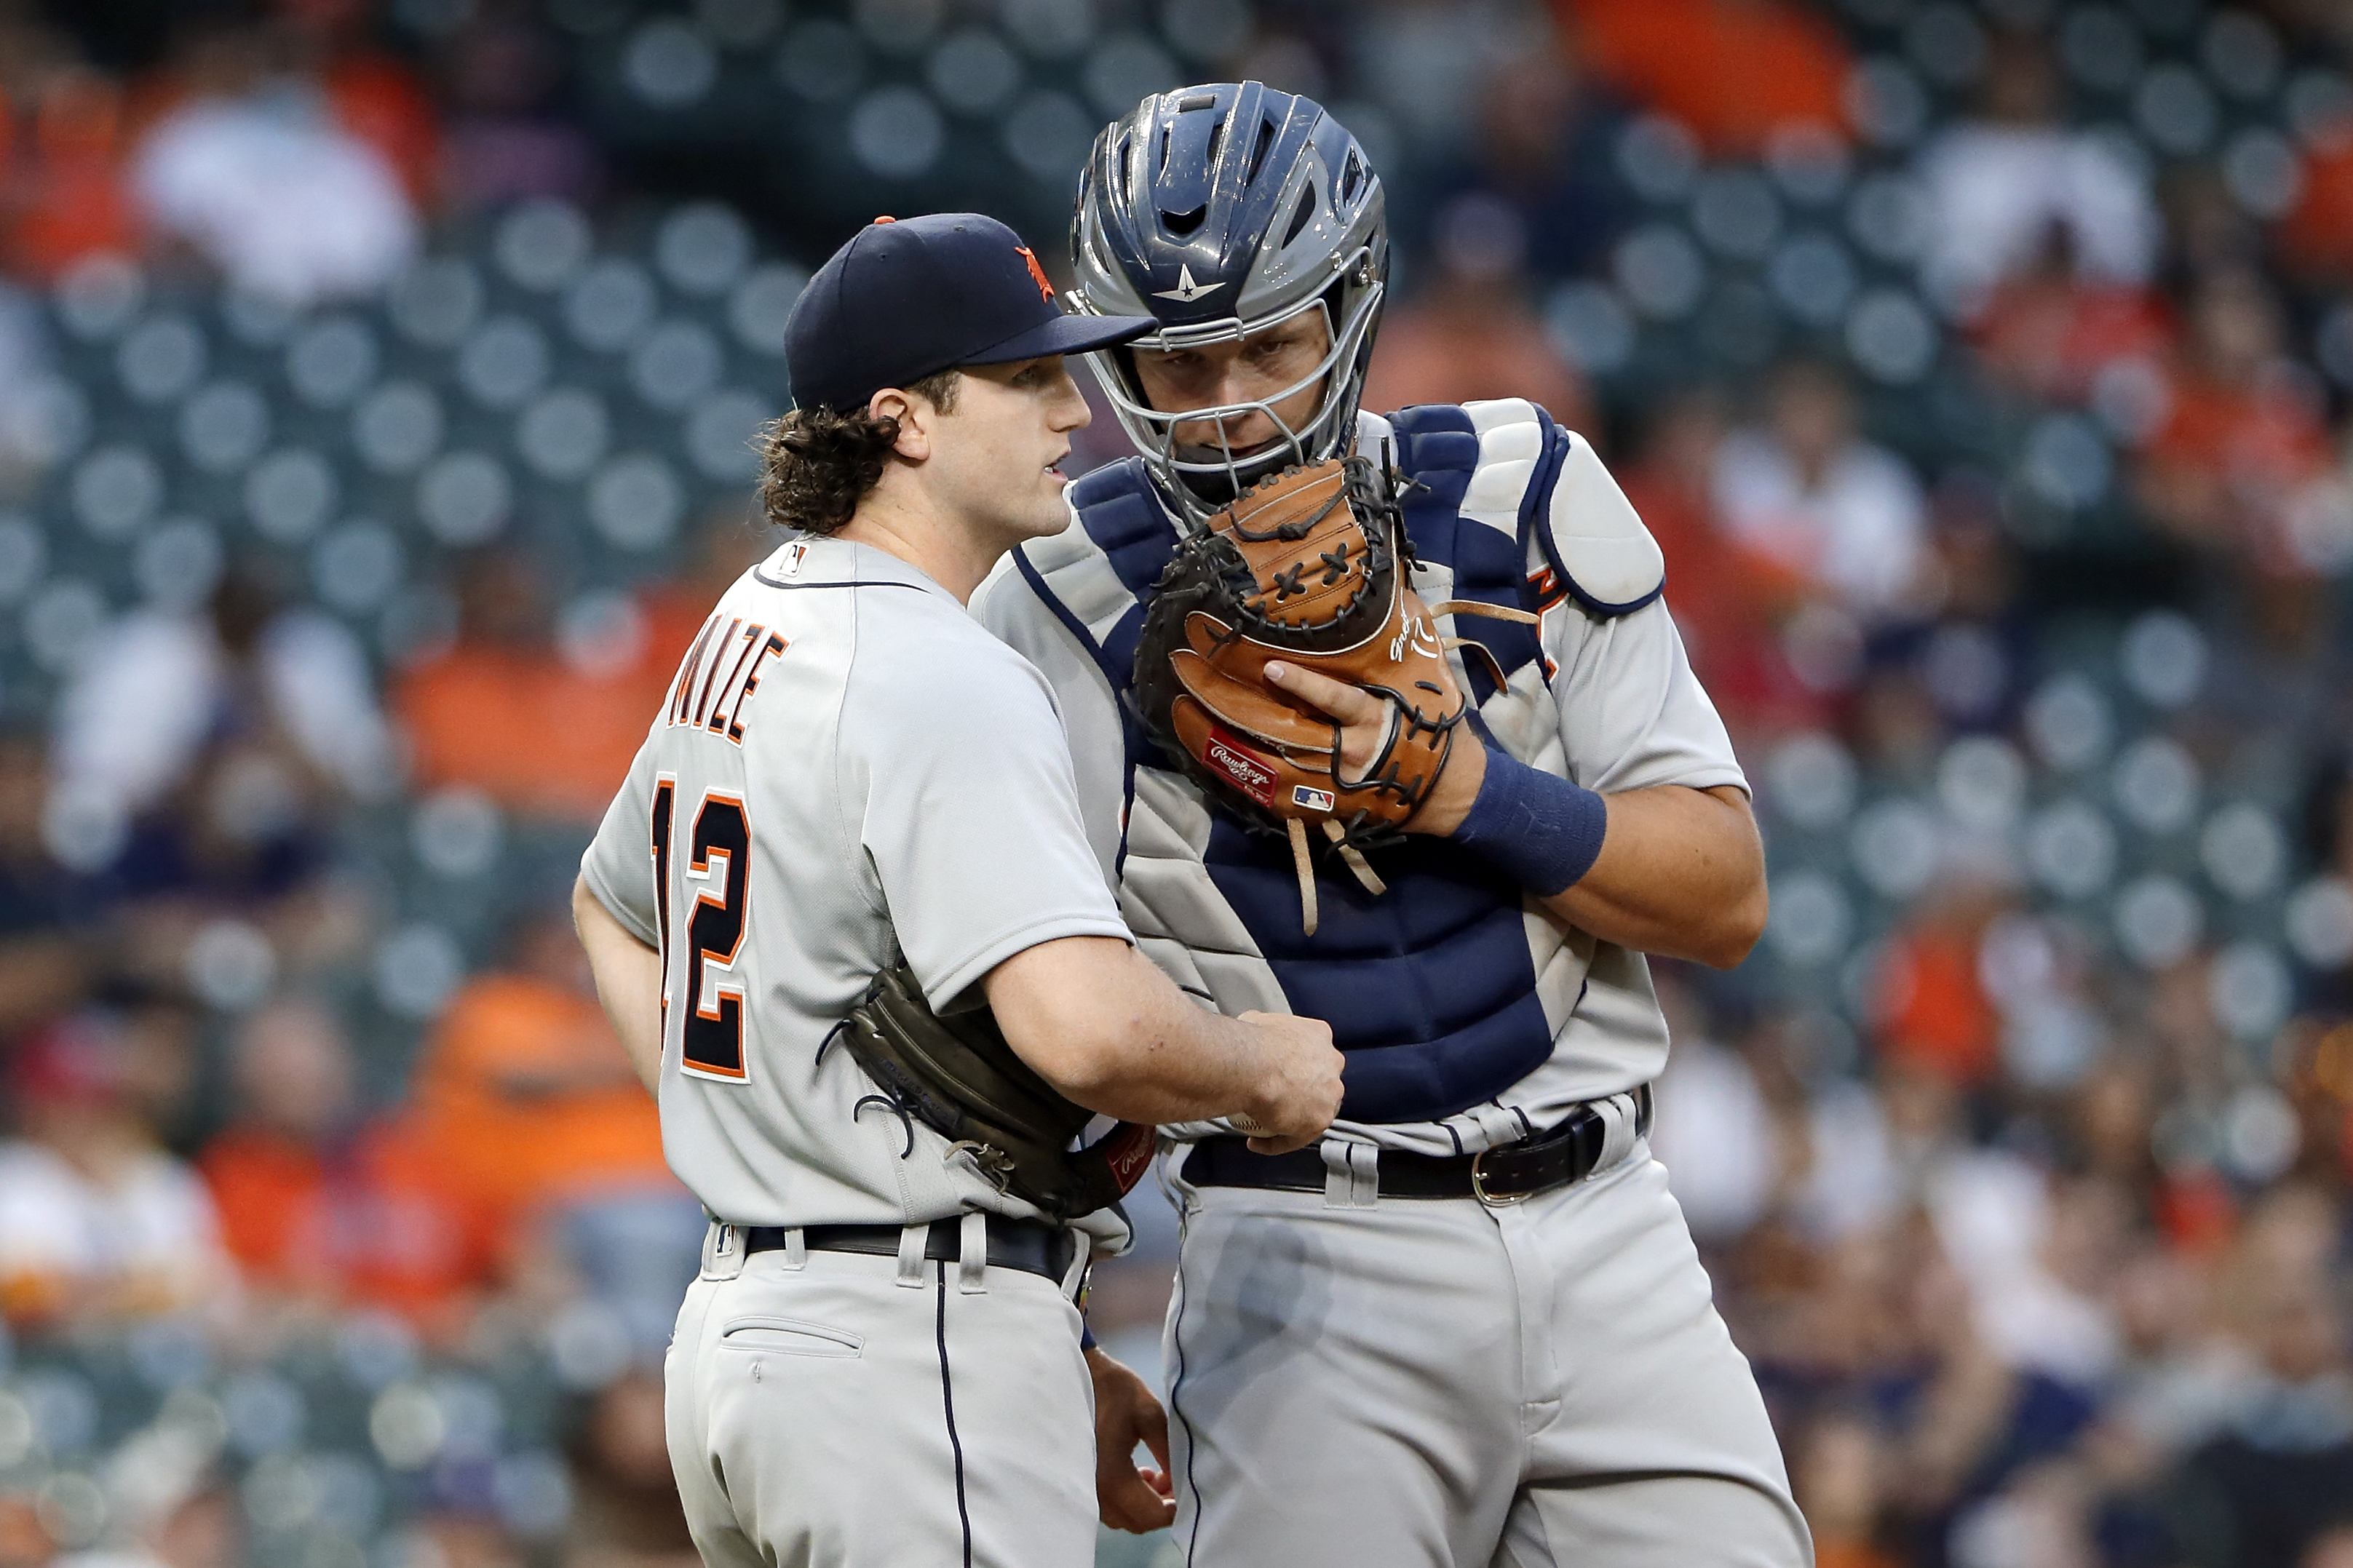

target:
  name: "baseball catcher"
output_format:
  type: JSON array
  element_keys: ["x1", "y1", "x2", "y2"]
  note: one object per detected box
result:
[{"x1": 973, "y1": 82, "x2": 1809, "y2": 1568}]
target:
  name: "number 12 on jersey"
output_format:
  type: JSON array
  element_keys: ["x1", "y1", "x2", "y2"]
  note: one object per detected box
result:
[{"x1": 651, "y1": 777, "x2": 752, "y2": 1082}]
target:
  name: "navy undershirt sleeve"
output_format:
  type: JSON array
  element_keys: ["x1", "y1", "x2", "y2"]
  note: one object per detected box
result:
[{"x1": 1447, "y1": 738, "x2": 1609, "y2": 896}]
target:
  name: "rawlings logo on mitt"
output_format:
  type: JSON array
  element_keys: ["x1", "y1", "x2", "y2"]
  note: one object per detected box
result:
[{"x1": 1133, "y1": 456, "x2": 1535, "y2": 934}]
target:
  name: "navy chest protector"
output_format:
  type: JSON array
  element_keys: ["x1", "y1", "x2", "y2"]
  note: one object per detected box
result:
[{"x1": 1036, "y1": 405, "x2": 1598, "y2": 1124}]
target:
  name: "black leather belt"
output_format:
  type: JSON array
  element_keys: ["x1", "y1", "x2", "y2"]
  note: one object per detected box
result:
[
  {"x1": 1182, "y1": 1086, "x2": 1652, "y2": 1206},
  {"x1": 742, "y1": 1215, "x2": 1078, "y2": 1284}
]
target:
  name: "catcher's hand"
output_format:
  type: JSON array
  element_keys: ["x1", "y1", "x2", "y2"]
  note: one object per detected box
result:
[{"x1": 1261, "y1": 658, "x2": 1488, "y2": 838}]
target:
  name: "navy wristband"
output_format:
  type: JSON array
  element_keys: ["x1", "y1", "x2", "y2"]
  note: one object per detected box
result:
[
  {"x1": 1449, "y1": 741, "x2": 1608, "y2": 896},
  {"x1": 1080, "y1": 1323, "x2": 1098, "y2": 1352}
]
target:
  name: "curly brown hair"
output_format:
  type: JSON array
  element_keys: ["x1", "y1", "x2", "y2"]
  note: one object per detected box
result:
[{"x1": 755, "y1": 370, "x2": 961, "y2": 536}]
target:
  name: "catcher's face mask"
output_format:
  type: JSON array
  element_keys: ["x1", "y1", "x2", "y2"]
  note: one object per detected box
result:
[{"x1": 1124, "y1": 295, "x2": 1349, "y2": 467}]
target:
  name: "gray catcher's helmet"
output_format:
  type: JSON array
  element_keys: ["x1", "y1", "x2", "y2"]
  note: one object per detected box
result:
[{"x1": 1068, "y1": 82, "x2": 1389, "y2": 519}]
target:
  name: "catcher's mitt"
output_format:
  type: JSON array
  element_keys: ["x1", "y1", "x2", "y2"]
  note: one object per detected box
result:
[
  {"x1": 836, "y1": 965, "x2": 1154, "y2": 1222},
  {"x1": 1133, "y1": 456, "x2": 1536, "y2": 934}
]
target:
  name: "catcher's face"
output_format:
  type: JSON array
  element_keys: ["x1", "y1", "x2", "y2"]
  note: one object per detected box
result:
[
  {"x1": 1130, "y1": 310, "x2": 1332, "y2": 465},
  {"x1": 924, "y1": 354, "x2": 1092, "y2": 543}
]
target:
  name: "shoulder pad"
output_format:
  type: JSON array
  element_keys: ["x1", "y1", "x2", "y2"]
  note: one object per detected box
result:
[
  {"x1": 1066, "y1": 457, "x2": 1181, "y2": 600},
  {"x1": 1537, "y1": 431, "x2": 1664, "y2": 617},
  {"x1": 1379, "y1": 399, "x2": 1547, "y2": 533}
]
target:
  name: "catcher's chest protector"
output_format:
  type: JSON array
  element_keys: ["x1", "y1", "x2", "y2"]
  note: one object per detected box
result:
[{"x1": 1028, "y1": 400, "x2": 1662, "y2": 1124}]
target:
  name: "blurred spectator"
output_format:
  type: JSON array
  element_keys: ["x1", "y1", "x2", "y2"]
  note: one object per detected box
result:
[
  {"x1": 1652, "y1": 1025, "x2": 1779, "y2": 1245},
  {"x1": 2175, "y1": 1225, "x2": 2353, "y2": 1567},
  {"x1": 4, "y1": 65, "x2": 143, "y2": 284},
  {"x1": 50, "y1": 570, "x2": 386, "y2": 985},
  {"x1": 2277, "y1": 106, "x2": 2353, "y2": 284},
  {"x1": 405, "y1": 902, "x2": 694, "y2": 1349},
  {"x1": 278, "y1": 0, "x2": 444, "y2": 207},
  {"x1": 0, "y1": 730, "x2": 91, "y2": 1040},
  {"x1": 437, "y1": 15, "x2": 600, "y2": 210},
  {"x1": 1792, "y1": 1411, "x2": 1898, "y2": 1568},
  {"x1": 55, "y1": 1468, "x2": 237, "y2": 1568},
  {"x1": 53, "y1": 569, "x2": 392, "y2": 824},
  {"x1": 1870, "y1": 883, "x2": 2007, "y2": 1091},
  {"x1": 130, "y1": 21, "x2": 418, "y2": 306},
  {"x1": 1972, "y1": 223, "x2": 2173, "y2": 410},
  {"x1": 1565, "y1": 0, "x2": 1851, "y2": 158},
  {"x1": 199, "y1": 997, "x2": 497, "y2": 1341},
  {"x1": 1414, "y1": 44, "x2": 1627, "y2": 283},
  {"x1": 1352, "y1": 0, "x2": 1548, "y2": 160},
  {"x1": 394, "y1": 553, "x2": 651, "y2": 824},
  {"x1": 1915, "y1": 32, "x2": 2160, "y2": 319},
  {"x1": 0, "y1": 1012, "x2": 234, "y2": 1328},
  {"x1": 1617, "y1": 389, "x2": 1822, "y2": 739},
  {"x1": 1362, "y1": 193, "x2": 1590, "y2": 421},
  {"x1": 2136, "y1": 267, "x2": 2336, "y2": 575},
  {"x1": 1711, "y1": 359, "x2": 1931, "y2": 623},
  {"x1": 562, "y1": 1372, "x2": 697, "y2": 1568}
]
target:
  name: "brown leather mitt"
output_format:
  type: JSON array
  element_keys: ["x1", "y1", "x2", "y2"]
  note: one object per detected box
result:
[{"x1": 1133, "y1": 456, "x2": 1536, "y2": 934}]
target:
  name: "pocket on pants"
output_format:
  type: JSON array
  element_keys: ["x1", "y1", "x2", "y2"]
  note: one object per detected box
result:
[{"x1": 717, "y1": 1315, "x2": 863, "y2": 1358}]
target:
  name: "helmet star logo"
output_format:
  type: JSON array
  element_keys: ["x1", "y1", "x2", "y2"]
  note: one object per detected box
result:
[{"x1": 1153, "y1": 263, "x2": 1224, "y2": 303}]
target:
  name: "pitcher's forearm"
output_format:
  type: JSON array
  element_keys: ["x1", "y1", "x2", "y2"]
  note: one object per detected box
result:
[
  {"x1": 985, "y1": 938, "x2": 1300, "y2": 1123},
  {"x1": 572, "y1": 875, "x2": 666, "y2": 1094}
]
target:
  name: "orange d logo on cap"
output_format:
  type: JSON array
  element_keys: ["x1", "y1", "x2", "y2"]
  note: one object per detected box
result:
[{"x1": 1015, "y1": 245, "x2": 1054, "y2": 303}]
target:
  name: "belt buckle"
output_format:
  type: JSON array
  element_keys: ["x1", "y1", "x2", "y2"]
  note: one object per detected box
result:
[{"x1": 1469, "y1": 1148, "x2": 1528, "y2": 1207}]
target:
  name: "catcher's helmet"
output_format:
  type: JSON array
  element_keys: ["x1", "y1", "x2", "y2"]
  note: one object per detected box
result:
[{"x1": 1069, "y1": 82, "x2": 1388, "y2": 517}]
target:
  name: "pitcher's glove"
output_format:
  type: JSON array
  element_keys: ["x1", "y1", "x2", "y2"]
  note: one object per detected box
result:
[
  {"x1": 1132, "y1": 456, "x2": 1534, "y2": 934},
  {"x1": 836, "y1": 964, "x2": 1154, "y2": 1222}
]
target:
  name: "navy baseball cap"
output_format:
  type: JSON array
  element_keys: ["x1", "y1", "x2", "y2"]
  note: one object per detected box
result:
[{"x1": 785, "y1": 212, "x2": 1158, "y2": 412}]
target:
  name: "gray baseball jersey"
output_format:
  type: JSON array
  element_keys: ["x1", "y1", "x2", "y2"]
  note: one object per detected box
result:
[{"x1": 580, "y1": 533, "x2": 1133, "y2": 1238}]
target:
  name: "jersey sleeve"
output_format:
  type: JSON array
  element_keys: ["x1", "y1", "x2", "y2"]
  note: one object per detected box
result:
[
  {"x1": 841, "y1": 632, "x2": 1132, "y2": 1013},
  {"x1": 1547, "y1": 597, "x2": 1750, "y2": 798},
  {"x1": 579, "y1": 742, "x2": 662, "y2": 947}
]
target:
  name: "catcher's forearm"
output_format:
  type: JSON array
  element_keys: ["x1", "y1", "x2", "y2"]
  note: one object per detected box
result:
[
  {"x1": 1532, "y1": 784, "x2": 1766, "y2": 968},
  {"x1": 983, "y1": 936, "x2": 1315, "y2": 1125},
  {"x1": 573, "y1": 875, "x2": 665, "y2": 1094}
]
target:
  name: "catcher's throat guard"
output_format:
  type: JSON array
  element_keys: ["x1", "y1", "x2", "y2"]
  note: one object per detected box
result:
[
  {"x1": 1132, "y1": 455, "x2": 1536, "y2": 934},
  {"x1": 837, "y1": 965, "x2": 1153, "y2": 1222}
]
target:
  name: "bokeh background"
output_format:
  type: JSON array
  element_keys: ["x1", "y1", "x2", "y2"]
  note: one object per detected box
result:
[{"x1": 1, "y1": 0, "x2": 2352, "y2": 1564}]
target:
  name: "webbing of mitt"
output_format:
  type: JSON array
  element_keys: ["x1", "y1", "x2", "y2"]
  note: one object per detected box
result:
[
  {"x1": 838, "y1": 964, "x2": 1153, "y2": 1222},
  {"x1": 1132, "y1": 456, "x2": 1537, "y2": 934}
]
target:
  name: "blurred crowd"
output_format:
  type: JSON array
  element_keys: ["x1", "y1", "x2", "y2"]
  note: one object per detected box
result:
[{"x1": 0, "y1": 0, "x2": 2349, "y2": 1565}]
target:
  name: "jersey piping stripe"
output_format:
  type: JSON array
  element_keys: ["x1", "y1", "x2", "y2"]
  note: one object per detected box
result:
[
  {"x1": 934, "y1": 1260, "x2": 975, "y2": 1568},
  {"x1": 1167, "y1": 1206, "x2": 1207, "y2": 1568},
  {"x1": 747, "y1": 570, "x2": 935, "y2": 592}
]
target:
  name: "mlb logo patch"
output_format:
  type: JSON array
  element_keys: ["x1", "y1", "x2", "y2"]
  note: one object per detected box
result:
[
  {"x1": 778, "y1": 541, "x2": 809, "y2": 576},
  {"x1": 1291, "y1": 785, "x2": 1336, "y2": 813}
]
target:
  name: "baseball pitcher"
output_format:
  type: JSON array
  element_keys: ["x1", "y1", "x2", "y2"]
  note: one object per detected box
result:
[{"x1": 572, "y1": 212, "x2": 1344, "y2": 1568}]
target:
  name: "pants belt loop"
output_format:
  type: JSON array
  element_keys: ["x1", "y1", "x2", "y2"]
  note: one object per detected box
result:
[
  {"x1": 1060, "y1": 1230, "x2": 1090, "y2": 1302},
  {"x1": 1320, "y1": 1138, "x2": 1378, "y2": 1209},
  {"x1": 1595, "y1": 1092, "x2": 1641, "y2": 1175},
  {"x1": 957, "y1": 1211, "x2": 989, "y2": 1294},
  {"x1": 702, "y1": 1222, "x2": 747, "y2": 1281},
  {"x1": 894, "y1": 1222, "x2": 928, "y2": 1288},
  {"x1": 781, "y1": 1227, "x2": 807, "y2": 1270}
]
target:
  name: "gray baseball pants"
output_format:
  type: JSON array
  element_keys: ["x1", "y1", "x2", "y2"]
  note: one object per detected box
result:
[
  {"x1": 1164, "y1": 1137, "x2": 1813, "y2": 1568},
  {"x1": 666, "y1": 1221, "x2": 1097, "y2": 1568}
]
